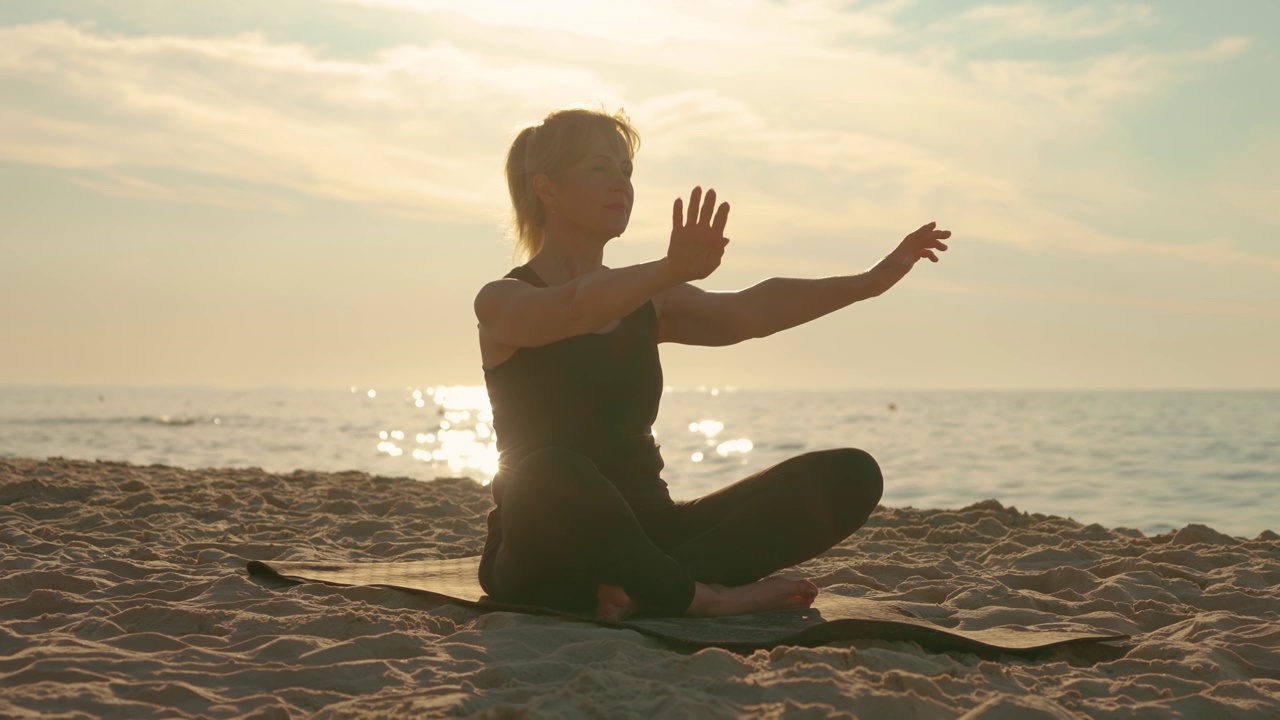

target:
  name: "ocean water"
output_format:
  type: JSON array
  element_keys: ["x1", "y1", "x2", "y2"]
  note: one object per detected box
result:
[{"x1": 1, "y1": 385, "x2": 1276, "y2": 538}]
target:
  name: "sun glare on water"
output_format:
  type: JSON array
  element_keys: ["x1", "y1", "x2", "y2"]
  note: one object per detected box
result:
[
  {"x1": 352, "y1": 384, "x2": 755, "y2": 481},
  {"x1": 358, "y1": 384, "x2": 499, "y2": 481},
  {"x1": 687, "y1": 417, "x2": 754, "y2": 463}
]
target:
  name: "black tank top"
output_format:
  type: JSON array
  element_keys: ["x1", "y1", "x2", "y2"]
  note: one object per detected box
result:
[{"x1": 484, "y1": 264, "x2": 672, "y2": 510}]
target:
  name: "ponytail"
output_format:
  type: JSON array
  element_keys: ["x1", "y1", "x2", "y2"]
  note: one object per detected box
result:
[{"x1": 505, "y1": 126, "x2": 544, "y2": 261}]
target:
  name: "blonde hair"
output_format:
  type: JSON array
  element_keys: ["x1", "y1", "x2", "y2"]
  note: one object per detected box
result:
[{"x1": 505, "y1": 106, "x2": 641, "y2": 261}]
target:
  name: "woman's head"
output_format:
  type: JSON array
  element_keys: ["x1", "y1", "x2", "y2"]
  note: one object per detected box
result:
[{"x1": 505, "y1": 106, "x2": 640, "y2": 260}]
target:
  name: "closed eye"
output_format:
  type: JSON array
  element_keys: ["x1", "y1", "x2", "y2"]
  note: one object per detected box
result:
[{"x1": 585, "y1": 154, "x2": 633, "y2": 178}]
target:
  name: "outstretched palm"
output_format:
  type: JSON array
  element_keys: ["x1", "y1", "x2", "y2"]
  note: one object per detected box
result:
[{"x1": 668, "y1": 186, "x2": 731, "y2": 283}]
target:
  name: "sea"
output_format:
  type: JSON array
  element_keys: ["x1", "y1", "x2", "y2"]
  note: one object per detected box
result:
[{"x1": 1, "y1": 385, "x2": 1276, "y2": 538}]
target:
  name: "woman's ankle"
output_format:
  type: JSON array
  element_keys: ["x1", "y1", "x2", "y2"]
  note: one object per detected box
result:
[{"x1": 685, "y1": 581, "x2": 725, "y2": 617}]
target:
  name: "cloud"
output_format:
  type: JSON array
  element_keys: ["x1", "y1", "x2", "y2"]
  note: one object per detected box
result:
[
  {"x1": 613, "y1": 37, "x2": 1266, "y2": 273},
  {"x1": 1214, "y1": 133, "x2": 1280, "y2": 230},
  {"x1": 931, "y1": 3, "x2": 1156, "y2": 43},
  {"x1": 0, "y1": 9, "x2": 1270, "y2": 280},
  {"x1": 67, "y1": 168, "x2": 297, "y2": 211},
  {"x1": 328, "y1": 0, "x2": 906, "y2": 47},
  {"x1": 966, "y1": 36, "x2": 1250, "y2": 119},
  {"x1": 0, "y1": 21, "x2": 619, "y2": 220},
  {"x1": 915, "y1": 276, "x2": 1278, "y2": 317}
]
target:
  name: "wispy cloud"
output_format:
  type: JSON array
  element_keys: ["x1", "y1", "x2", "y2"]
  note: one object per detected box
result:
[
  {"x1": 0, "y1": 7, "x2": 1268, "y2": 278},
  {"x1": 67, "y1": 168, "x2": 297, "y2": 211},
  {"x1": 1214, "y1": 134, "x2": 1280, "y2": 230},
  {"x1": 966, "y1": 36, "x2": 1250, "y2": 118},
  {"x1": 931, "y1": 3, "x2": 1156, "y2": 43},
  {"x1": 328, "y1": 0, "x2": 906, "y2": 46},
  {"x1": 0, "y1": 21, "x2": 617, "y2": 220},
  {"x1": 1, "y1": 3, "x2": 1276, "y2": 389},
  {"x1": 915, "y1": 276, "x2": 1278, "y2": 317}
]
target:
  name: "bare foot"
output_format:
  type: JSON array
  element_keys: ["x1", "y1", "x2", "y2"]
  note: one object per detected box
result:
[
  {"x1": 685, "y1": 577, "x2": 819, "y2": 618},
  {"x1": 596, "y1": 583, "x2": 642, "y2": 621}
]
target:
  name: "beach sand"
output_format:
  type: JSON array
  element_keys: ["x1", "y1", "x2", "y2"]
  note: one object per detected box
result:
[{"x1": 2, "y1": 457, "x2": 1278, "y2": 718}]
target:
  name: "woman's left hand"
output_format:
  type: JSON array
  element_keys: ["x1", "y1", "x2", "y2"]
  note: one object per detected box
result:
[
  {"x1": 871, "y1": 221, "x2": 952, "y2": 294},
  {"x1": 897, "y1": 221, "x2": 951, "y2": 265}
]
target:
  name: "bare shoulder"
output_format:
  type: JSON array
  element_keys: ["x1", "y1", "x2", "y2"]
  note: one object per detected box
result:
[
  {"x1": 473, "y1": 277, "x2": 529, "y2": 368},
  {"x1": 474, "y1": 276, "x2": 542, "y2": 326},
  {"x1": 474, "y1": 276, "x2": 524, "y2": 306}
]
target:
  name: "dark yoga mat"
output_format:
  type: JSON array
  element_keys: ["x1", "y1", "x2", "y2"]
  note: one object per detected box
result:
[{"x1": 245, "y1": 556, "x2": 1127, "y2": 655}]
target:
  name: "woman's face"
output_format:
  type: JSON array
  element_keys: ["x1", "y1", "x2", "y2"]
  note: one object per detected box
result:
[{"x1": 544, "y1": 132, "x2": 634, "y2": 241}]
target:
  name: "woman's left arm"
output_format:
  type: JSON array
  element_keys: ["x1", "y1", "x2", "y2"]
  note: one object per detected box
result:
[{"x1": 658, "y1": 222, "x2": 951, "y2": 346}]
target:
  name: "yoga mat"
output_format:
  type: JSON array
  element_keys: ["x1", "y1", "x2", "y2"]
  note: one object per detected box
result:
[{"x1": 245, "y1": 556, "x2": 1127, "y2": 655}]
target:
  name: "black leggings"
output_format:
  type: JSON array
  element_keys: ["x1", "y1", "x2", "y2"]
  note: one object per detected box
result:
[{"x1": 480, "y1": 446, "x2": 884, "y2": 616}]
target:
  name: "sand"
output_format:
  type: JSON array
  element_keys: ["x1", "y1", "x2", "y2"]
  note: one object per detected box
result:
[{"x1": 1, "y1": 457, "x2": 1278, "y2": 719}]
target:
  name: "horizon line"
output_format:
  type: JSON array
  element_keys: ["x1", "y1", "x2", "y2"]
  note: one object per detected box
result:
[{"x1": 2, "y1": 383, "x2": 1277, "y2": 393}]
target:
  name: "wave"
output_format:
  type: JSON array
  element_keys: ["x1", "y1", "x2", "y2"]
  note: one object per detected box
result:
[{"x1": 1, "y1": 416, "x2": 211, "y2": 427}]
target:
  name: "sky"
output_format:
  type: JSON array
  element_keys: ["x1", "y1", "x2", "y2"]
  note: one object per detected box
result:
[{"x1": 1, "y1": 0, "x2": 1277, "y2": 391}]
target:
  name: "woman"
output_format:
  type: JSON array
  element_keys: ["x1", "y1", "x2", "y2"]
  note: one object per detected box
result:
[{"x1": 475, "y1": 107, "x2": 952, "y2": 621}]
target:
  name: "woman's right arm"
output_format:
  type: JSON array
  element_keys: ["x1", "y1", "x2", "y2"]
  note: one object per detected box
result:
[
  {"x1": 475, "y1": 187, "x2": 731, "y2": 349},
  {"x1": 474, "y1": 259, "x2": 679, "y2": 348}
]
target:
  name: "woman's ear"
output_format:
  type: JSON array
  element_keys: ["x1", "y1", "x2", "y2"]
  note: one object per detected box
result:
[{"x1": 533, "y1": 173, "x2": 557, "y2": 211}]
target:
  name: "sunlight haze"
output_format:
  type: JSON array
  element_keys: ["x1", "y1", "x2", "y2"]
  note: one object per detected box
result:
[{"x1": 2, "y1": 0, "x2": 1276, "y2": 390}]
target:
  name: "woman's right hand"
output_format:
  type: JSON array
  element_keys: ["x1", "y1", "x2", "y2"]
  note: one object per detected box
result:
[{"x1": 667, "y1": 187, "x2": 731, "y2": 283}]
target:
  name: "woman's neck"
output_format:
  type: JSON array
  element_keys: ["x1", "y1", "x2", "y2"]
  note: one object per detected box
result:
[{"x1": 529, "y1": 230, "x2": 607, "y2": 285}]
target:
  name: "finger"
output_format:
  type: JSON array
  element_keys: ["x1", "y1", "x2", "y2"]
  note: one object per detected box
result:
[
  {"x1": 935, "y1": 229, "x2": 952, "y2": 239},
  {"x1": 712, "y1": 202, "x2": 731, "y2": 234},
  {"x1": 923, "y1": 250, "x2": 939, "y2": 262},
  {"x1": 698, "y1": 188, "x2": 717, "y2": 226},
  {"x1": 934, "y1": 241, "x2": 949, "y2": 251},
  {"x1": 686, "y1": 186, "x2": 703, "y2": 227},
  {"x1": 672, "y1": 197, "x2": 683, "y2": 229},
  {"x1": 907, "y1": 223, "x2": 933, "y2": 242}
]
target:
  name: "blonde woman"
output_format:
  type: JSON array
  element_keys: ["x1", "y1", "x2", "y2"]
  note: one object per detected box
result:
[{"x1": 475, "y1": 107, "x2": 952, "y2": 620}]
